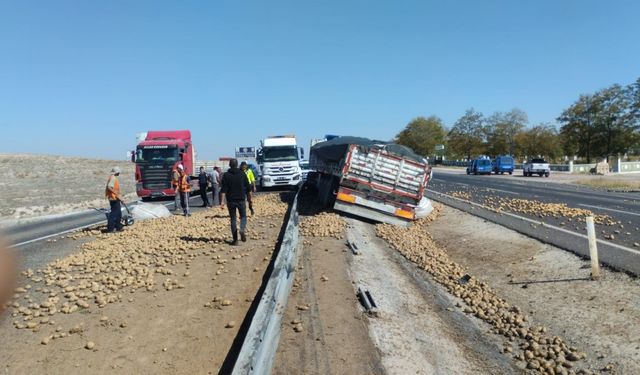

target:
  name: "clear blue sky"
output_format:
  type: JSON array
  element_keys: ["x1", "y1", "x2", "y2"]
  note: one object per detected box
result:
[{"x1": 1, "y1": 0, "x2": 638, "y2": 160}]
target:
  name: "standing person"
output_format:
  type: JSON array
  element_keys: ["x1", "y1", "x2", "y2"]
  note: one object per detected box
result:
[
  {"x1": 220, "y1": 159, "x2": 251, "y2": 245},
  {"x1": 212, "y1": 166, "x2": 221, "y2": 206},
  {"x1": 105, "y1": 167, "x2": 124, "y2": 233},
  {"x1": 171, "y1": 165, "x2": 180, "y2": 211},
  {"x1": 177, "y1": 164, "x2": 191, "y2": 216},
  {"x1": 198, "y1": 166, "x2": 211, "y2": 207},
  {"x1": 240, "y1": 161, "x2": 256, "y2": 215}
]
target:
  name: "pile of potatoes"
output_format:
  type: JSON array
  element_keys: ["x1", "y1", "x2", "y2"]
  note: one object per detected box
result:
[
  {"x1": 299, "y1": 212, "x2": 346, "y2": 239},
  {"x1": 483, "y1": 196, "x2": 618, "y2": 226},
  {"x1": 5, "y1": 194, "x2": 288, "y2": 346},
  {"x1": 376, "y1": 212, "x2": 590, "y2": 375}
]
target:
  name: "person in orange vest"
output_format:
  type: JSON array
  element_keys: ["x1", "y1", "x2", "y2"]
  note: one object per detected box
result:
[
  {"x1": 176, "y1": 164, "x2": 191, "y2": 216},
  {"x1": 105, "y1": 166, "x2": 124, "y2": 233}
]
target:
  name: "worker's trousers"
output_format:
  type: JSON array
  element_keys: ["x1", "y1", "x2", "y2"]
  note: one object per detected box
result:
[
  {"x1": 180, "y1": 192, "x2": 190, "y2": 216},
  {"x1": 199, "y1": 184, "x2": 210, "y2": 207},
  {"x1": 227, "y1": 200, "x2": 247, "y2": 236},
  {"x1": 212, "y1": 184, "x2": 220, "y2": 206},
  {"x1": 107, "y1": 200, "x2": 123, "y2": 232}
]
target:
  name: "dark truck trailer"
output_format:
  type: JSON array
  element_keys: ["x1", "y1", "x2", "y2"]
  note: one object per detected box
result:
[{"x1": 308, "y1": 136, "x2": 433, "y2": 226}]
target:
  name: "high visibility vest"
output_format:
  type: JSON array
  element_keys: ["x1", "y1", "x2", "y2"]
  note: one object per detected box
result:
[
  {"x1": 245, "y1": 168, "x2": 256, "y2": 185},
  {"x1": 178, "y1": 173, "x2": 191, "y2": 193},
  {"x1": 105, "y1": 175, "x2": 120, "y2": 201}
]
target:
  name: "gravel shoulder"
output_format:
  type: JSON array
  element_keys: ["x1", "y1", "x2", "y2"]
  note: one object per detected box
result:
[
  {"x1": 429, "y1": 205, "x2": 640, "y2": 374},
  {"x1": 273, "y1": 224, "x2": 384, "y2": 374}
]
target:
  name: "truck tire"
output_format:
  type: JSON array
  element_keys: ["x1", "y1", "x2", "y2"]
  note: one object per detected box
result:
[
  {"x1": 545, "y1": 172, "x2": 550, "y2": 177},
  {"x1": 523, "y1": 170, "x2": 527, "y2": 177},
  {"x1": 538, "y1": 173, "x2": 543, "y2": 177},
  {"x1": 509, "y1": 171, "x2": 512, "y2": 175}
]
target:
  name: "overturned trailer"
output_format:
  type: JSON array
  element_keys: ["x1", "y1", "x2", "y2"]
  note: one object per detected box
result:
[{"x1": 308, "y1": 136, "x2": 433, "y2": 226}]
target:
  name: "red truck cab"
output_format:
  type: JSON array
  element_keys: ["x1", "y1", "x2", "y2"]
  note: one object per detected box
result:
[{"x1": 134, "y1": 130, "x2": 197, "y2": 200}]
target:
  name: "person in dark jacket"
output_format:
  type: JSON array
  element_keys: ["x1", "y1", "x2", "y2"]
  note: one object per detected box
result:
[
  {"x1": 220, "y1": 159, "x2": 251, "y2": 245},
  {"x1": 198, "y1": 166, "x2": 211, "y2": 207}
]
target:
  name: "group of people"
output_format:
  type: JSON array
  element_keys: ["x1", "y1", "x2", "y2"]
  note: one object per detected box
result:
[{"x1": 105, "y1": 159, "x2": 256, "y2": 245}]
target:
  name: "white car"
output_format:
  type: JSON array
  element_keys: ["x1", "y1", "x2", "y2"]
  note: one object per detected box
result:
[{"x1": 523, "y1": 158, "x2": 550, "y2": 177}]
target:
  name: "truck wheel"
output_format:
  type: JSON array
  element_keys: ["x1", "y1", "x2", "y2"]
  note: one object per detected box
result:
[
  {"x1": 523, "y1": 170, "x2": 527, "y2": 177},
  {"x1": 141, "y1": 197, "x2": 151, "y2": 202},
  {"x1": 545, "y1": 172, "x2": 550, "y2": 177},
  {"x1": 466, "y1": 170, "x2": 470, "y2": 175},
  {"x1": 508, "y1": 171, "x2": 512, "y2": 175},
  {"x1": 474, "y1": 171, "x2": 478, "y2": 175},
  {"x1": 538, "y1": 173, "x2": 543, "y2": 177}
]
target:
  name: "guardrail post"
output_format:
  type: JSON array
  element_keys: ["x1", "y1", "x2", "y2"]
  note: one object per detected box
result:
[{"x1": 586, "y1": 216, "x2": 600, "y2": 280}]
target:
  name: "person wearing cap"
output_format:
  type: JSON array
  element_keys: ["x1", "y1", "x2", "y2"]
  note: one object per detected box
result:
[
  {"x1": 105, "y1": 167, "x2": 124, "y2": 233},
  {"x1": 240, "y1": 161, "x2": 256, "y2": 215},
  {"x1": 176, "y1": 164, "x2": 191, "y2": 216}
]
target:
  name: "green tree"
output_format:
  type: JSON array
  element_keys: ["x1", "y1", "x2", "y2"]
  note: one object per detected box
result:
[
  {"x1": 558, "y1": 94, "x2": 599, "y2": 163},
  {"x1": 515, "y1": 124, "x2": 562, "y2": 162},
  {"x1": 559, "y1": 82, "x2": 639, "y2": 162},
  {"x1": 395, "y1": 116, "x2": 446, "y2": 157},
  {"x1": 447, "y1": 108, "x2": 486, "y2": 160},
  {"x1": 486, "y1": 109, "x2": 528, "y2": 156}
]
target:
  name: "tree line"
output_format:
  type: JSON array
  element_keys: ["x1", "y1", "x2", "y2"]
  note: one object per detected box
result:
[{"x1": 395, "y1": 77, "x2": 640, "y2": 163}]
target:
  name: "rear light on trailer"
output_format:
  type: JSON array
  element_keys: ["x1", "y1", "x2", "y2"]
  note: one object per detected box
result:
[
  {"x1": 336, "y1": 192, "x2": 356, "y2": 203},
  {"x1": 394, "y1": 208, "x2": 414, "y2": 220}
]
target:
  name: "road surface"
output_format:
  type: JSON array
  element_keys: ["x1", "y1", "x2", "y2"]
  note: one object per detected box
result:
[{"x1": 427, "y1": 169, "x2": 640, "y2": 274}]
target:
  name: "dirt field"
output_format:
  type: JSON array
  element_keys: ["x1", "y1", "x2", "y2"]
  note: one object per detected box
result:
[
  {"x1": 0, "y1": 194, "x2": 287, "y2": 374},
  {"x1": 0, "y1": 154, "x2": 135, "y2": 226},
  {"x1": 429, "y1": 206, "x2": 640, "y2": 374}
]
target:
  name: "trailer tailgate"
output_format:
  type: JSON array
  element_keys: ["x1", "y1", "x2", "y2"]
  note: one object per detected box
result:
[{"x1": 343, "y1": 145, "x2": 428, "y2": 202}]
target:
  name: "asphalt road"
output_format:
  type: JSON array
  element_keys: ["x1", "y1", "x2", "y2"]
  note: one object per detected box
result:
[{"x1": 427, "y1": 170, "x2": 640, "y2": 274}]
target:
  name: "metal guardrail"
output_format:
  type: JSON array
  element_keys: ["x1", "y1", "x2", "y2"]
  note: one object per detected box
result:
[{"x1": 232, "y1": 192, "x2": 300, "y2": 375}]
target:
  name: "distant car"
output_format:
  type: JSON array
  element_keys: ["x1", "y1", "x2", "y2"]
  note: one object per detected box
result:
[
  {"x1": 466, "y1": 158, "x2": 492, "y2": 175},
  {"x1": 523, "y1": 158, "x2": 550, "y2": 177},
  {"x1": 299, "y1": 160, "x2": 311, "y2": 181},
  {"x1": 492, "y1": 155, "x2": 514, "y2": 175}
]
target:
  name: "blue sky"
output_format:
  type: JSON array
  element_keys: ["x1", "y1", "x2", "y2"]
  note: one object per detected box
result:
[{"x1": 0, "y1": 0, "x2": 638, "y2": 160}]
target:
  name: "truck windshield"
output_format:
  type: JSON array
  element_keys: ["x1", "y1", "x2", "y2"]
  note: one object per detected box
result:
[
  {"x1": 136, "y1": 147, "x2": 179, "y2": 163},
  {"x1": 263, "y1": 147, "x2": 298, "y2": 162},
  {"x1": 478, "y1": 160, "x2": 491, "y2": 166}
]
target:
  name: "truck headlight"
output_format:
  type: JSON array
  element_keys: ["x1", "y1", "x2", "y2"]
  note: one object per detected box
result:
[{"x1": 293, "y1": 174, "x2": 300, "y2": 181}]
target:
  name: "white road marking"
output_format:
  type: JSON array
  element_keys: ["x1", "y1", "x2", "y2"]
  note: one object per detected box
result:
[
  {"x1": 425, "y1": 189, "x2": 640, "y2": 255},
  {"x1": 485, "y1": 187, "x2": 520, "y2": 195},
  {"x1": 578, "y1": 203, "x2": 640, "y2": 217},
  {"x1": 8, "y1": 219, "x2": 107, "y2": 249}
]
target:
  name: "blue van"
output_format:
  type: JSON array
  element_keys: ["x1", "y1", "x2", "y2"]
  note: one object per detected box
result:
[
  {"x1": 492, "y1": 156, "x2": 514, "y2": 175},
  {"x1": 466, "y1": 157, "x2": 492, "y2": 175}
]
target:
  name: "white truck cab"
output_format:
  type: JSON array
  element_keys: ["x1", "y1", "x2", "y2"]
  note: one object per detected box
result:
[{"x1": 257, "y1": 135, "x2": 303, "y2": 188}]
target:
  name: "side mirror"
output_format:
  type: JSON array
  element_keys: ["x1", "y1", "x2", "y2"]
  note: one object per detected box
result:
[
  {"x1": 130, "y1": 151, "x2": 136, "y2": 163},
  {"x1": 300, "y1": 147, "x2": 305, "y2": 160}
]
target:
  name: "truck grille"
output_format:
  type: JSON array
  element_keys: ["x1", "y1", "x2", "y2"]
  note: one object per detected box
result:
[
  {"x1": 267, "y1": 166, "x2": 295, "y2": 176},
  {"x1": 142, "y1": 167, "x2": 171, "y2": 190}
]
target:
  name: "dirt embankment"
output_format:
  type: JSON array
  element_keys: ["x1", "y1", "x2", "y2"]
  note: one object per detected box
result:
[
  {"x1": 0, "y1": 154, "x2": 135, "y2": 226},
  {"x1": 428, "y1": 206, "x2": 640, "y2": 375},
  {"x1": 0, "y1": 194, "x2": 288, "y2": 374}
]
